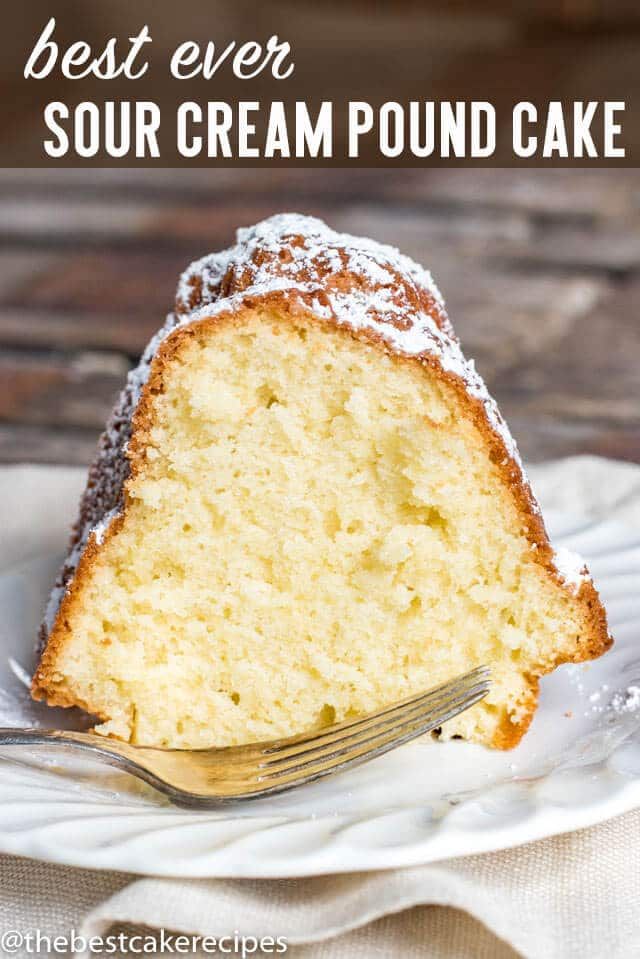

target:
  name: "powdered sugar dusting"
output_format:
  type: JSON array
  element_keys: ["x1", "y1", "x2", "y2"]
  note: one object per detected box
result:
[
  {"x1": 176, "y1": 213, "x2": 446, "y2": 316},
  {"x1": 574, "y1": 675, "x2": 640, "y2": 720},
  {"x1": 553, "y1": 546, "x2": 589, "y2": 593},
  {"x1": 92, "y1": 507, "x2": 119, "y2": 546},
  {"x1": 610, "y1": 686, "x2": 640, "y2": 715}
]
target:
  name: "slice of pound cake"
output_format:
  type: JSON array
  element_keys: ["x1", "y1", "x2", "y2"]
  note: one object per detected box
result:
[{"x1": 32, "y1": 215, "x2": 611, "y2": 749}]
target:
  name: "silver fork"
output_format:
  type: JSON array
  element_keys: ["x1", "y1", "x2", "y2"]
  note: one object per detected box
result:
[{"x1": 0, "y1": 667, "x2": 490, "y2": 807}]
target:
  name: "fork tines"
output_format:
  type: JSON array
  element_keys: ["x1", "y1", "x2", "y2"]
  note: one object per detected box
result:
[{"x1": 252, "y1": 666, "x2": 491, "y2": 790}]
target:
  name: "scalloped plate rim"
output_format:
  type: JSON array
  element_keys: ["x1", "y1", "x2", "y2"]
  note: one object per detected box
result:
[{"x1": 0, "y1": 777, "x2": 638, "y2": 878}]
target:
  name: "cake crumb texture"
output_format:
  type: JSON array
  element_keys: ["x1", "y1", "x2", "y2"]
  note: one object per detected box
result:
[{"x1": 33, "y1": 314, "x2": 609, "y2": 748}]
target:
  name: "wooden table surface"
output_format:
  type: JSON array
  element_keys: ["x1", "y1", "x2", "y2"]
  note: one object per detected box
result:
[{"x1": 0, "y1": 168, "x2": 638, "y2": 467}]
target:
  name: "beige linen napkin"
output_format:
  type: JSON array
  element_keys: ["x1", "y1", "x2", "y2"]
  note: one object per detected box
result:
[{"x1": 1, "y1": 456, "x2": 639, "y2": 959}]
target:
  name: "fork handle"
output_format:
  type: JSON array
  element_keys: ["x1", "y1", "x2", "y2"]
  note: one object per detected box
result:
[
  {"x1": 0, "y1": 727, "x2": 151, "y2": 769},
  {"x1": 0, "y1": 726, "x2": 184, "y2": 798},
  {"x1": 0, "y1": 727, "x2": 115, "y2": 748},
  {"x1": 0, "y1": 726, "x2": 95, "y2": 746},
  {"x1": 0, "y1": 726, "x2": 250, "y2": 807}
]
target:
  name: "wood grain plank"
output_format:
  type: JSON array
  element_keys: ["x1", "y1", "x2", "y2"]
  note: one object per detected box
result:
[
  {"x1": 1, "y1": 170, "x2": 636, "y2": 221},
  {"x1": 0, "y1": 424, "x2": 99, "y2": 466},
  {"x1": 2, "y1": 250, "x2": 180, "y2": 315},
  {"x1": 0, "y1": 351, "x2": 128, "y2": 429},
  {"x1": 499, "y1": 415, "x2": 640, "y2": 464},
  {"x1": 3, "y1": 191, "x2": 638, "y2": 282},
  {"x1": 386, "y1": 170, "x2": 640, "y2": 219},
  {"x1": 0, "y1": 169, "x2": 394, "y2": 202},
  {"x1": 491, "y1": 282, "x2": 640, "y2": 413},
  {"x1": 0, "y1": 309, "x2": 159, "y2": 354},
  {"x1": 0, "y1": 252, "x2": 60, "y2": 299},
  {"x1": 337, "y1": 206, "x2": 640, "y2": 276}
]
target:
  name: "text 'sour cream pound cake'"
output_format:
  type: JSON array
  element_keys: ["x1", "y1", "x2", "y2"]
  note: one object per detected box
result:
[{"x1": 32, "y1": 215, "x2": 611, "y2": 750}]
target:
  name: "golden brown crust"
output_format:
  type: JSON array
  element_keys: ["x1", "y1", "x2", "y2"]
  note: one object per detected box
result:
[{"x1": 32, "y1": 215, "x2": 612, "y2": 749}]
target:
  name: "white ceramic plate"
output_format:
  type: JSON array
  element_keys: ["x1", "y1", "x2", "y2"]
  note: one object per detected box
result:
[{"x1": 0, "y1": 509, "x2": 639, "y2": 878}]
